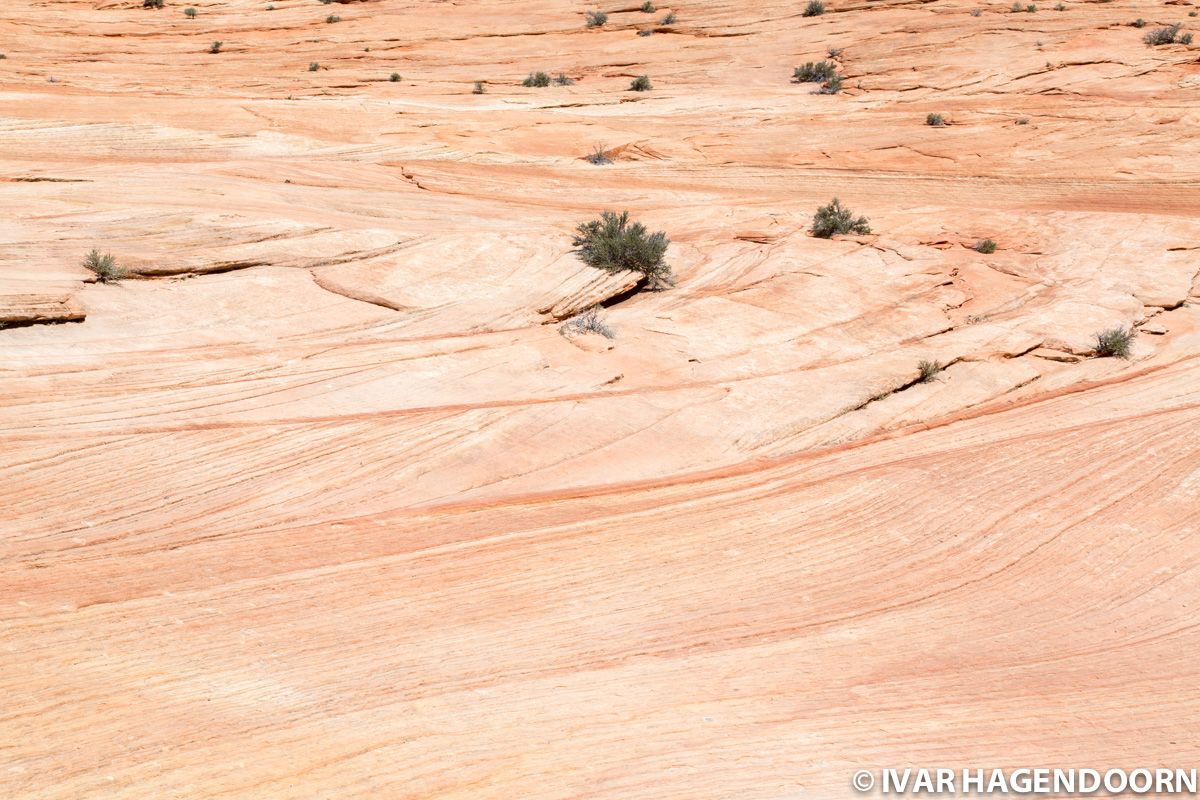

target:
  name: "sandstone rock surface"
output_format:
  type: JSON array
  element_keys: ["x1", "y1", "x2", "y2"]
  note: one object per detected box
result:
[{"x1": 3, "y1": 0, "x2": 1200, "y2": 797}]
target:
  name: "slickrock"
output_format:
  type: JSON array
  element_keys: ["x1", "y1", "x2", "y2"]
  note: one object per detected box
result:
[{"x1": 2, "y1": 0, "x2": 1199, "y2": 797}]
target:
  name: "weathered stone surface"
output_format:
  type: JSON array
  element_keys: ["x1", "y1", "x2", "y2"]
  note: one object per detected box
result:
[
  {"x1": 3, "y1": 0, "x2": 1200, "y2": 797},
  {"x1": 0, "y1": 293, "x2": 84, "y2": 326}
]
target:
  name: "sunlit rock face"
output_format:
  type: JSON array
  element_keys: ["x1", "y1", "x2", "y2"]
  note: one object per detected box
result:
[{"x1": 3, "y1": 1, "x2": 1199, "y2": 797}]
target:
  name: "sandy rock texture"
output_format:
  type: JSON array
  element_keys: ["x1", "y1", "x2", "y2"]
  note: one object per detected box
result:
[{"x1": 2, "y1": 0, "x2": 1200, "y2": 797}]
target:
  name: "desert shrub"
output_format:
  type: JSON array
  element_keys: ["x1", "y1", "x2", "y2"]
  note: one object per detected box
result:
[
  {"x1": 1011, "y1": 1, "x2": 1022, "y2": 9},
  {"x1": 584, "y1": 144, "x2": 612, "y2": 165},
  {"x1": 1144, "y1": 24, "x2": 1181, "y2": 44},
  {"x1": 209, "y1": 40, "x2": 223, "y2": 53},
  {"x1": 630, "y1": 74, "x2": 652, "y2": 91},
  {"x1": 1191, "y1": 11, "x2": 1198, "y2": 17},
  {"x1": 560, "y1": 306, "x2": 616, "y2": 339},
  {"x1": 970, "y1": 7, "x2": 983, "y2": 15},
  {"x1": 1054, "y1": 3, "x2": 1065, "y2": 9},
  {"x1": 473, "y1": 80, "x2": 486, "y2": 93},
  {"x1": 309, "y1": 62, "x2": 320, "y2": 71},
  {"x1": 926, "y1": 112, "x2": 946, "y2": 126},
  {"x1": 803, "y1": 0, "x2": 825, "y2": 16},
  {"x1": 811, "y1": 198, "x2": 870, "y2": 238},
  {"x1": 641, "y1": 1, "x2": 656, "y2": 11},
  {"x1": 1026, "y1": 4, "x2": 1037, "y2": 11},
  {"x1": 586, "y1": 10, "x2": 608, "y2": 27},
  {"x1": 918, "y1": 359, "x2": 943, "y2": 382},
  {"x1": 661, "y1": 11, "x2": 677, "y2": 23},
  {"x1": 83, "y1": 249, "x2": 126, "y2": 283},
  {"x1": 816, "y1": 73, "x2": 844, "y2": 93},
  {"x1": 184, "y1": 7, "x2": 197, "y2": 17},
  {"x1": 554, "y1": 72, "x2": 575, "y2": 85},
  {"x1": 1094, "y1": 326, "x2": 1135, "y2": 358},
  {"x1": 1015, "y1": 117, "x2": 1030, "y2": 124},
  {"x1": 267, "y1": 4, "x2": 275, "y2": 9},
  {"x1": 974, "y1": 238, "x2": 997, "y2": 253},
  {"x1": 326, "y1": 14, "x2": 340, "y2": 23},
  {"x1": 1132, "y1": 18, "x2": 1146, "y2": 27},
  {"x1": 1182, "y1": 32, "x2": 1194, "y2": 43},
  {"x1": 389, "y1": 72, "x2": 401, "y2": 81},
  {"x1": 523, "y1": 71, "x2": 551, "y2": 87},
  {"x1": 573, "y1": 211, "x2": 673, "y2": 289},
  {"x1": 793, "y1": 60, "x2": 837, "y2": 82},
  {"x1": 143, "y1": 0, "x2": 164, "y2": 8},
  {"x1": 827, "y1": 46, "x2": 844, "y2": 58},
  {"x1": 638, "y1": 29, "x2": 653, "y2": 36}
]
